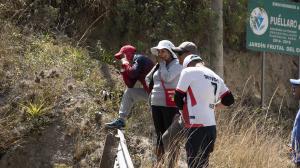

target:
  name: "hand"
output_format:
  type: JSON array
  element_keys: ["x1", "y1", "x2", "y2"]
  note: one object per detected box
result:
[
  {"x1": 215, "y1": 102, "x2": 225, "y2": 110},
  {"x1": 121, "y1": 57, "x2": 129, "y2": 64},
  {"x1": 158, "y1": 59, "x2": 166, "y2": 67},
  {"x1": 155, "y1": 56, "x2": 163, "y2": 63}
]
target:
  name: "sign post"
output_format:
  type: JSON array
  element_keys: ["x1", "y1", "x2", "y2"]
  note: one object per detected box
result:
[
  {"x1": 261, "y1": 52, "x2": 266, "y2": 107},
  {"x1": 247, "y1": 0, "x2": 300, "y2": 108}
]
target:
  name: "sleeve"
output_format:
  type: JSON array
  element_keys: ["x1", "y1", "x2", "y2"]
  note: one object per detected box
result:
[
  {"x1": 176, "y1": 69, "x2": 192, "y2": 93},
  {"x1": 145, "y1": 69, "x2": 152, "y2": 88},
  {"x1": 218, "y1": 79, "x2": 230, "y2": 99},
  {"x1": 120, "y1": 58, "x2": 142, "y2": 88},
  {"x1": 159, "y1": 61, "x2": 182, "y2": 82},
  {"x1": 174, "y1": 91, "x2": 186, "y2": 110},
  {"x1": 218, "y1": 79, "x2": 234, "y2": 106},
  {"x1": 145, "y1": 63, "x2": 159, "y2": 88},
  {"x1": 121, "y1": 60, "x2": 141, "y2": 79},
  {"x1": 121, "y1": 69, "x2": 137, "y2": 88}
]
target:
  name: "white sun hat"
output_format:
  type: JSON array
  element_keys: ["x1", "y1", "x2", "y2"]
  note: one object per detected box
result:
[
  {"x1": 290, "y1": 79, "x2": 300, "y2": 85},
  {"x1": 151, "y1": 40, "x2": 177, "y2": 58}
]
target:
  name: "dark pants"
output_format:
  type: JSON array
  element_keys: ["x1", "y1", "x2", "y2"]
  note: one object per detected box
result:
[
  {"x1": 185, "y1": 126, "x2": 217, "y2": 168},
  {"x1": 151, "y1": 105, "x2": 179, "y2": 153}
]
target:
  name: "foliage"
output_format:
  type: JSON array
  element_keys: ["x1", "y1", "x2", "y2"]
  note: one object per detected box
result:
[
  {"x1": 0, "y1": 0, "x2": 249, "y2": 52},
  {"x1": 84, "y1": 0, "x2": 247, "y2": 51},
  {"x1": 21, "y1": 102, "x2": 47, "y2": 118},
  {"x1": 0, "y1": 15, "x2": 126, "y2": 158},
  {"x1": 94, "y1": 40, "x2": 115, "y2": 65},
  {"x1": 224, "y1": 0, "x2": 248, "y2": 49},
  {"x1": 97, "y1": 0, "x2": 211, "y2": 51},
  {"x1": 22, "y1": 34, "x2": 96, "y2": 81}
]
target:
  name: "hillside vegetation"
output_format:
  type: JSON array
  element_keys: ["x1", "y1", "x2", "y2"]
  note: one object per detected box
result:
[{"x1": 0, "y1": 19, "x2": 125, "y2": 167}]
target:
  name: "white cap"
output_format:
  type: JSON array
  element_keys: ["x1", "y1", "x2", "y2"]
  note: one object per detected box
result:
[
  {"x1": 290, "y1": 79, "x2": 300, "y2": 85},
  {"x1": 182, "y1": 54, "x2": 203, "y2": 68},
  {"x1": 151, "y1": 40, "x2": 177, "y2": 58}
]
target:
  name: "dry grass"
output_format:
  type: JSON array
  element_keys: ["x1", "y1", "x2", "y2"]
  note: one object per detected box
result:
[
  {"x1": 114, "y1": 77, "x2": 294, "y2": 168},
  {"x1": 124, "y1": 83, "x2": 295, "y2": 168},
  {"x1": 137, "y1": 105, "x2": 294, "y2": 168},
  {"x1": 210, "y1": 106, "x2": 293, "y2": 168}
]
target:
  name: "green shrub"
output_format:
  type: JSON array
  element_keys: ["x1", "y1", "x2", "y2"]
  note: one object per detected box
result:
[
  {"x1": 21, "y1": 102, "x2": 47, "y2": 118},
  {"x1": 94, "y1": 40, "x2": 115, "y2": 65}
]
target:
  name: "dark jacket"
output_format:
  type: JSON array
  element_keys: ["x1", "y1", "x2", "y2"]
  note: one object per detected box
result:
[{"x1": 121, "y1": 54, "x2": 154, "y2": 93}]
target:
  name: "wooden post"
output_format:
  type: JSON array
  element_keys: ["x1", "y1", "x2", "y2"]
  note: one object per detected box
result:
[{"x1": 100, "y1": 132, "x2": 118, "y2": 168}]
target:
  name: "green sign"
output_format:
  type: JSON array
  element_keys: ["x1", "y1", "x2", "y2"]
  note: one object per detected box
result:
[{"x1": 246, "y1": 0, "x2": 300, "y2": 55}]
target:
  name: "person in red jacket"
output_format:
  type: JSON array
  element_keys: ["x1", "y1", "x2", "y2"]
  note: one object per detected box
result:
[{"x1": 105, "y1": 45, "x2": 154, "y2": 129}]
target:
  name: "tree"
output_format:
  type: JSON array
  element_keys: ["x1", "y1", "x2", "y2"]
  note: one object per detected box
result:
[{"x1": 210, "y1": 0, "x2": 224, "y2": 78}]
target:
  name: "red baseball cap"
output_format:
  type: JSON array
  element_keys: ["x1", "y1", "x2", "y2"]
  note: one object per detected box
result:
[{"x1": 114, "y1": 45, "x2": 136, "y2": 60}]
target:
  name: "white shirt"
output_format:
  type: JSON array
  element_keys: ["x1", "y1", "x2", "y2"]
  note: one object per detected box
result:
[{"x1": 176, "y1": 66, "x2": 229, "y2": 128}]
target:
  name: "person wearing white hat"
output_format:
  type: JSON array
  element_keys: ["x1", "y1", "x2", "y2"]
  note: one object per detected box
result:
[
  {"x1": 145, "y1": 40, "x2": 182, "y2": 161},
  {"x1": 289, "y1": 78, "x2": 300, "y2": 167},
  {"x1": 160, "y1": 41, "x2": 200, "y2": 167},
  {"x1": 174, "y1": 54, "x2": 234, "y2": 168}
]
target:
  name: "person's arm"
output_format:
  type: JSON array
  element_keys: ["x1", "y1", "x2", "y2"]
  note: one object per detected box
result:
[
  {"x1": 120, "y1": 58, "x2": 138, "y2": 88},
  {"x1": 121, "y1": 57, "x2": 141, "y2": 79},
  {"x1": 174, "y1": 90, "x2": 186, "y2": 110},
  {"x1": 145, "y1": 63, "x2": 159, "y2": 88},
  {"x1": 214, "y1": 101, "x2": 225, "y2": 110},
  {"x1": 145, "y1": 69, "x2": 152, "y2": 89},
  {"x1": 215, "y1": 91, "x2": 234, "y2": 110},
  {"x1": 217, "y1": 78, "x2": 234, "y2": 108},
  {"x1": 160, "y1": 60, "x2": 182, "y2": 82},
  {"x1": 174, "y1": 69, "x2": 192, "y2": 109},
  {"x1": 220, "y1": 91, "x2": 234, "y2": 106},
  {"x1": 145, "y1": 64, "x2": 159, "y2": 90}
]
